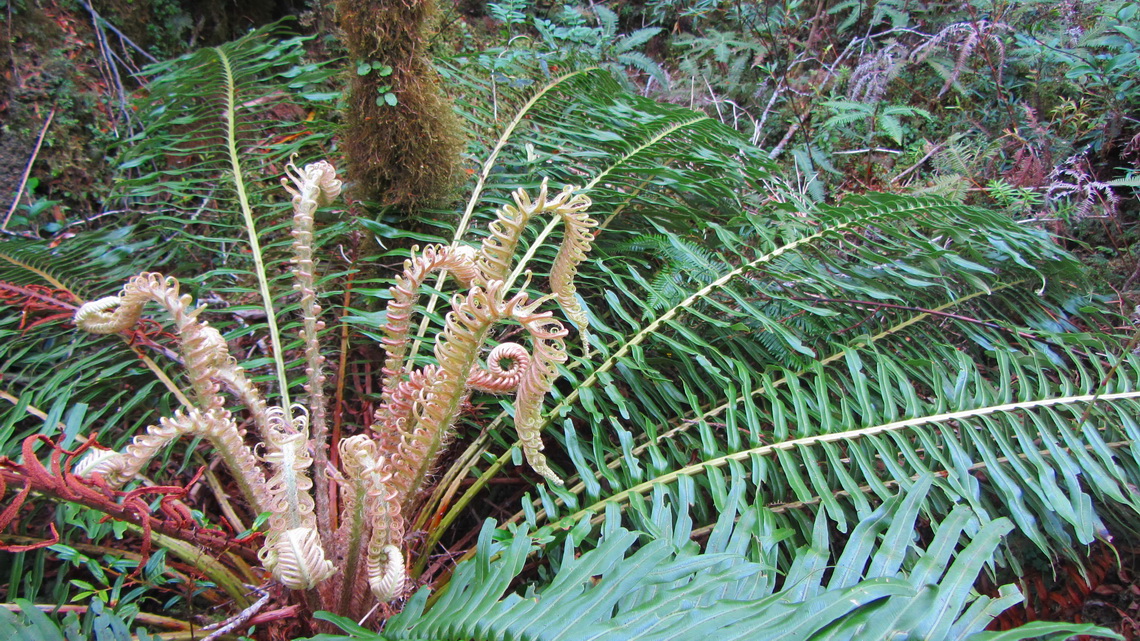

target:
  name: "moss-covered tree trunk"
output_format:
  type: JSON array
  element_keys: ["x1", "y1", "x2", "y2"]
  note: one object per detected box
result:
[{"x1": 336, "y1": 0, "x2": 464, "y2": 206}]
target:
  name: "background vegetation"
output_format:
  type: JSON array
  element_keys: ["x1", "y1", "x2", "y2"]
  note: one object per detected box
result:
[{"x1": 1, "y1": 0, "x2": 1139, "y2": 638}]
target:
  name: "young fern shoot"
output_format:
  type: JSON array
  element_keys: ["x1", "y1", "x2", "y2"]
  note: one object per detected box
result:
[{"x1": 68, "y1": 161, "x2": 595, "y2": 620}]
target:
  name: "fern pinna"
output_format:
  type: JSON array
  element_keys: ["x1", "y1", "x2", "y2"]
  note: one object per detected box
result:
[{"x1": 0, "y1": 161, "x2": 596, "y2": 626}]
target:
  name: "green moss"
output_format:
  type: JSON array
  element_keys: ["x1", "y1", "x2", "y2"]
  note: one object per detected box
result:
[{"x1": 336, "y1": 0, "x2": 466, "y2": 208}]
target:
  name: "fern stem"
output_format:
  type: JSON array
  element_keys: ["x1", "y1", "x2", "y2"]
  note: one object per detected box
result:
[
  {"x1": 328, "y1": 271, "x2": 357, "y2": 532},
  {"x1": 668, "y1": 289, "x2": 1003, "y2": 440},
  {"x1": 198, "y1": 455, "x2": 249, "y2": 533},
  {"x1": 409, "y1": 439, "x2": 507, "y2": 579},
  {"x1": 127, "y1": 524, "x2": 252, "y2": 608},
  {"x1": 597, "y1": 175, "x2": 655, "y2": 232},
  {"x1": 336, "y1": 479, "x2": 370, "y2": 616},
  {"x1": 533, "y1": 214, "x2": 868, "y2": 435},
  {"x1": 216, "y1": 47, "x2": 292, "y2": 410},
  {"x1": 403, "y1": 323, "x2": 494, "y2": 501},
  {"x1": 411, "y1": 430, "x2": 493, "y2": 534}
]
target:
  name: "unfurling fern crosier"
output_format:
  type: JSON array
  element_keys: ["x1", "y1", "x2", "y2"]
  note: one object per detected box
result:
[{"x1": 69, "y1": 161, "x2": 595, "y2": 617}]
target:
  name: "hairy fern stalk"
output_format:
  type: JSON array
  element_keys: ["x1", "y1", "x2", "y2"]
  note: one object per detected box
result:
[{"x1": 71, "y1": 160, "x2": 596, "y2": 617}]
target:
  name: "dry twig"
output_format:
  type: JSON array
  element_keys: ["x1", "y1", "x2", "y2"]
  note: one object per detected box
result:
[{"x1": 2, "y1": 109, "x2": 55, "y2": 231}]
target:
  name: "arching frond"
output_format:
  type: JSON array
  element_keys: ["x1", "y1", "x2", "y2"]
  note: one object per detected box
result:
[
  {"x1": 507, "y1": 191, "x2": 1134, "y2": 569},
  {"x1": 110, "y1": 22, "x2": 341, "y2": 402},
  {"x1": 0, "y1": 228, "x2": 176, "y2": 458},
  {"x1": 408, "y1": 65, "x2": 1136, "y2": 599}
]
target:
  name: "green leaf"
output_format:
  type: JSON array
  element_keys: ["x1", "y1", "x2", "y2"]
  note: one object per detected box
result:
[{"x1": 296, "y1": 485, "x2": 1114, "y2": 641}]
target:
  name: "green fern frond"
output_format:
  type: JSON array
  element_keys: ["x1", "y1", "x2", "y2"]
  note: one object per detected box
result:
[
  {"x1": 470, "y1": 191, "x2": 1129, "y2": 573},
  {"x1": 417, "y1": 66, "x2": 1130, "y2": 589},
  {"x1": 307, "y1": 480, "x2": 1113, "y2": 641},
  {"x1": 618, "y1": 233, "x2": 727, "y2": 285},
  {"x1": 0, "y1": 227, "x2": 175, "y2": 459},
  {"x1": 593, "y1": 5, "x2": 618, "y2": 38},
  {"x1": 615, "y1": 27, "x2": 663, "y2": 53},
  {"x1": 110, "y1": 23, "x2": 339, "y2": 401}
]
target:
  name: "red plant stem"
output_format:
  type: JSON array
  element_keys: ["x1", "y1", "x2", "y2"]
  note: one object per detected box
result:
[
  {"x1": 0, "y1": 436, "x2": 259, "y2": 566},
  {"x1": 329, "y1": 269, "x2": 356, "y2": 531},
  {"x1": 247, "y1": 604, "x2": 302, "y2": 626}
]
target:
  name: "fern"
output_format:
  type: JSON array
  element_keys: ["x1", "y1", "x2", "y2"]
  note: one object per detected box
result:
[
  {"x1": 3, "y1": 32, "x2": 1139, "y2": 640},
  {"x1": 526, "y1": 7, "x2": 667, "y2": 88},
  {"x1": 307, "y1": 480, "x2": 1112, "y2": 641},
  {"x1": 823, "y1": 101, "x2": 931, "y2": 145},
  {"x1": 672, "y1": 28, "x2": 768, "y2": 102},
  {"x1": 402, "y1": 67, "x2": 1140, "y2": 588},
  {"x1": 0, "y1": 228, "x2": 174, "y2": 461},
  {"x1": 828, "y1": 0, "x2": 910, "y2": 34},
  {"x1": 377, "y1": 67, "x2": 1140, "y2": 636},
  {"x1": 0, "y1": 24, "x2": 339, "y2": 608},
  {"x1": 110, "y1": 22, "x2": 339, "y2": 400}
]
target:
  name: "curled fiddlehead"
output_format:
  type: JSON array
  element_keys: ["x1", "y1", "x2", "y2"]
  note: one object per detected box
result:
[
  {"x1": 77, "y1": 407, "x2": 270, "y2": 513},
  {"x1": 375, "y1": 243, "x2": 479, "y2": 426},
  {"x1": 259, "y1": 526, "x2": 336, "y2": 591},
  {"x1": 367, "y1": 543, "x2": 405, "y2": 602},
  {"x1": 476, "y1": 180, "x2": 594, "y2": 353},
  {"x1": 468, "y1": 342, "x2": 531, "y2": 393},
  {"x1": 476, "y1": 182, "x2": 552, "y2": 282},
  {"x1": 337, "y1": 434, "x2": 406, "y2": 603},
  {"x1": 74, "y1": 273, "x2": 274, "y2": 436},
  {"x1": 282, "y1": 160, "x2": 342, "y2": 451},
  {"x1": 383, "y1": 280, "x2": 570, "y2": 492},
  {"x1": 547, "y1": 190, "x2": 596, "y2": 355},
  {"x1": 333, "y1": 435, "x2": 379, "y2": 612},
  {"x1": 259, "y1": 406, "x2": 335, "y2": 590},
  {"x1": 262, "y1": 406, "x2": 318, "y2": 532},
  {"x1": 500, "y1": 294, "x2": 570, "y2": 483},
  {"x1": 371, "y1": 181, "x2": 594, "y2": 497},
  {"x1": 381, "y1": 283, "x2": 501, "y2": 501}
]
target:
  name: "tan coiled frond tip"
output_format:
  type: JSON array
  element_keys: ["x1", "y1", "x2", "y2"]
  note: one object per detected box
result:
[
  {"x1": 259, "y1": 527, "x2": 336, "y2": 590},
  {"x1": 477, "y1": 179, "x2": 585, "y2": 283},
  {"x1": 376, "y1": 243, "x2": 480, "y2": 425},
  {"x1": 343, "y1": 433, "x2": 408, "y2": 603},
  {"x1": 262, "y1": 405, "x2": 318, "y2": 533},
  {"x1": 74, "y1": 296, "x2": 127, "y2": 334},
  {"x1": 73, "y1": 408, "x2": 270, "y2": 512},
  {"x1": 548, "y1": 189, "x2": 596, "y2": 356},
  {"x1": 283, "y1": 159, "x2": 343, "y2": 208},
  {"x1": 73, "y1": 448, "x2": 123, "y2": 481},
  {"x1": 504, "y1": 291, "x2": 569, "y2": 485},
  {"x1": 74, "y1": 272, "x2": 187, "y2": 335},
  {"x1": 367, "y1": 544, "x2": 406, "y2": 602},
  {"x1": 339, "y1": 433, "x2": 379, "y2": 476},
  {"x1": 468, "y1": 342, "x2": 531, "y2": 393}
]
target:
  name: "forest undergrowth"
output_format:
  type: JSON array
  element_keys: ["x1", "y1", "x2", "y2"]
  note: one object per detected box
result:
[{"x1": 1, "y1": 0, "x2": 1139, "y2": 639}]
